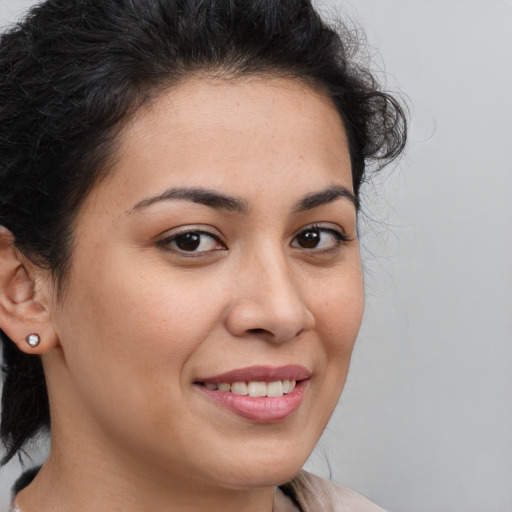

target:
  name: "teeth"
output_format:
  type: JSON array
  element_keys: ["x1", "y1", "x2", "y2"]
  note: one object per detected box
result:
[
  {"x1": 266, "y1": 380, "x2": 284, "y2": 397},
  {"x1": 203, "y1": 380, "x2": 297, "y2": 397},
  {"x1": 231, "y1": 382, "x2": 248, "y2": 395},
  {"x1": 248, "y1": 381, "x2": 267, "y2": 397}
]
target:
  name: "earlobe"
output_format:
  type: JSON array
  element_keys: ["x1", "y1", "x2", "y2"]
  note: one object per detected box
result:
[{"x1": 0, "y1": 226, "x2": 58, "y2": 354}]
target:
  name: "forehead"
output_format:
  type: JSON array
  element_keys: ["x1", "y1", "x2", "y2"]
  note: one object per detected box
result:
[{"x1": 88, "y1": 76, "x2": 353, "y2": 215}]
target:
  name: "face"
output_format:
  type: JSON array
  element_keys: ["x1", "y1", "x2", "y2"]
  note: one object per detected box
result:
[{"x1": 45, "y1": 77, "x2": 364, "y2": 491}]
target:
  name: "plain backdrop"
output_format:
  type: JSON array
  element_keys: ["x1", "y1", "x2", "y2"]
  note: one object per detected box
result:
[{"x1": 0, "y1": 1, "x2": 511, "y2": 511}]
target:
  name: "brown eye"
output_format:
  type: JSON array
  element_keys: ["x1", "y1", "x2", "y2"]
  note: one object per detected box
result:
[
  {"x1": 160, "y1": 230, "x2": 225, "y2": 254},
  {"x1": 174, "y1": 232, "x2": 201, "y2": 251},
  {"x1": 291, "y1": 226, "x2": 349, "y2": 251},
  {"x1": 295, "y1": 229, "x2": 321, "y2": 249}
]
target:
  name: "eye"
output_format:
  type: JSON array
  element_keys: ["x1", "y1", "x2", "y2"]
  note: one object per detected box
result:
[
  {"x1": 291, "y1": 225, "x2": 350, "y2": 251},
  {"x1": 159, "y1": 229, "x2": 226, "y2": 254}
]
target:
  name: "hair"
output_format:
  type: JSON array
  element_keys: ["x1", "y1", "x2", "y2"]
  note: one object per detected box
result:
[{"x1": 0, "y1": 0, "x2": 406, "y2": 464}]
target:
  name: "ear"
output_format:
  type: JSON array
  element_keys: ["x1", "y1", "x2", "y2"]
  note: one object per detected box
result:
[{"x1": 0, "y1": 226, "x2": 59, "y2": 354}]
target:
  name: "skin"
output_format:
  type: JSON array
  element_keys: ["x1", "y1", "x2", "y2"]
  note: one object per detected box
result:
[{"x1": 4, "y1": 77, "x2": 364, "y2": 512}]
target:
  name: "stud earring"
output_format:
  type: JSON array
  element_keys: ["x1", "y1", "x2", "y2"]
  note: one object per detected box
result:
[{"x1": 25, "y1": 333, "x2": 41, "y2": 348}]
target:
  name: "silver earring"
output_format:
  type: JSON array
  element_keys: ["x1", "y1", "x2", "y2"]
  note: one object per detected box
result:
[{"x1": 25, "y1": 333, "x2": 41, "y2": 348}]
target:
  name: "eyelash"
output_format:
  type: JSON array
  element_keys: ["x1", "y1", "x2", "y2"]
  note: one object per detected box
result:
[{"x1": 157, "y1": 224, "x2": 351, "y2": 256}]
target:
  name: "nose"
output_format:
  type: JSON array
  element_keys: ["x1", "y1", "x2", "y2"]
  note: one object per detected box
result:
[{"x1": 225, "y1": 253, "x2": 315, "y2": 343}]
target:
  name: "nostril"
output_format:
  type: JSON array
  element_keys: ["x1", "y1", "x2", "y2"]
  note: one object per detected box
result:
[
  {"x1": 247, "y1": 327, "x2": 305, "y2": 341},
  {"x1": 247, "y1": 328, "x2": 270, "y2": 335}
]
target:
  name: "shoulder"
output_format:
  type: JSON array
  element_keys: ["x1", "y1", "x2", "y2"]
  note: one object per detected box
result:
[{"x1": 283, "y1": 470, "x2": 387, "y2": 512}]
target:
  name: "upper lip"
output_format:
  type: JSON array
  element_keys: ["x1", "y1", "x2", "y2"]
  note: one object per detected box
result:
[{"x1": 197, "y1": 365, "x2": 311, "y2": 384}]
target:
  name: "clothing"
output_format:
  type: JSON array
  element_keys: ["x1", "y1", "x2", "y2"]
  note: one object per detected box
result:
[
  {"x1": 280, "y1": 471, "x2": 387, "y2": 512},
  {"x1": 13, "y1": 468, "x2": 386, "y2": 512}
]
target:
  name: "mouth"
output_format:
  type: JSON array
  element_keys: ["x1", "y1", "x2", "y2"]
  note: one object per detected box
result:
[
  {"x1": 194, "y1": 365, "x2": 310, "y2": 422},
  {"x1": 199, "y1": 379, "x2": 297, "y2": 397}
]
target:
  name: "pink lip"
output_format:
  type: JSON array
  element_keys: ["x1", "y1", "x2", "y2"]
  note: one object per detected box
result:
[
  {"x1": 195, "y1": 365, "x2": 310, "y2": 423},
  {"x1": 197, "y1": 365, "x2": 311, "y2": 383}
]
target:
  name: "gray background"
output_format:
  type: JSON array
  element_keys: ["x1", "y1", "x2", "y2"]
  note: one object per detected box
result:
[{"x1": 1, "y1": 1, "x2": 511, "y2": 511}]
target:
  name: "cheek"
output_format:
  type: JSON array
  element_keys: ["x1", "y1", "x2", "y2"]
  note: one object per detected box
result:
[
  {"x1": 287, "y1": 272, "x2": 364, "y2": 442},
  {"x1": 94, "y1": 278, "x2": 220, "y2": 364},
  {"x1": 310, "y1": 265, "x2": 364, "y2": 415},
  {"x1": 55, "y1": 260, "x2": 226, "y2": 406},
  {"x1": 313, "y1": 267, "x2": 364, "y2": 354},
  {"x1": 51, "y1": 265, "x2": 230, "y2": 455}
]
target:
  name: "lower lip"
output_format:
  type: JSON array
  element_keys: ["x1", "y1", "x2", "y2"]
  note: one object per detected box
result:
[{"x1": 195, "y1": 380, "x2": 309, "y2": 423}]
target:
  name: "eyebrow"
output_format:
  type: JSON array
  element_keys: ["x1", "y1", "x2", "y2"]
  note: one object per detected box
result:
[
  {"x1": 128, "y1": 184, "x2": 358, "y2": 215},
  {"x1": 293, "y1": 185, "x2": 359, "y2": 212},
  {"x1": 128, "y1": 187, "x2": 249, "y2": 214}
]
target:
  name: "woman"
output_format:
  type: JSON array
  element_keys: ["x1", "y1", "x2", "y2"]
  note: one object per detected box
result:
[{"x1": 0, "y1": 1, "x2": 406, "y2": 510}]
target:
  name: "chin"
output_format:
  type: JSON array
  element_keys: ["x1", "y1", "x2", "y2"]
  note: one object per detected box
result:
[
  {"x1": 221, "y1": 469, "x2": 302, "y2": 491},
  {"x1": 214, "y1": 449, "x2": 309, "y2": 490}
]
